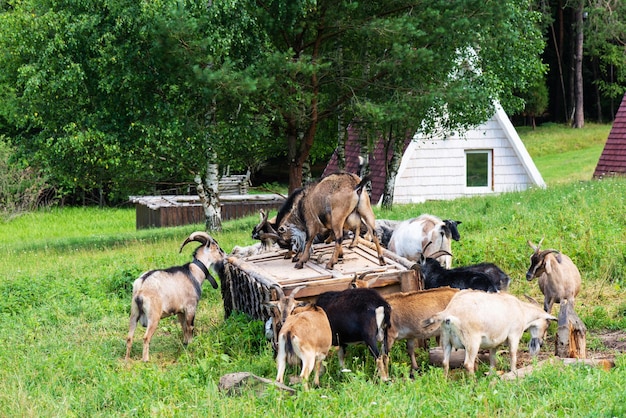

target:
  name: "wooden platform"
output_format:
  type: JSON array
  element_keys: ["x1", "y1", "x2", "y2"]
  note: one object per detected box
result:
[
  {"x1": 221, "y1": 240, "x2": 420, "y2": 322},
  {"x1": 129, "y1": 194, "x2": 285, "y2": 229}
]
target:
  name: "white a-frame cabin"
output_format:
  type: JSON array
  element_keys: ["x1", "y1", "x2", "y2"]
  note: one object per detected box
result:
[{"x1": 391, "y1": 103, "x2": 545, "y2": 204}]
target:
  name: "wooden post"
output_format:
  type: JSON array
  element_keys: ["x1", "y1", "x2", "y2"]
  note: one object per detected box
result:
[{"x1": 555, "y1": 300, "x2": 587, "y2": 358}]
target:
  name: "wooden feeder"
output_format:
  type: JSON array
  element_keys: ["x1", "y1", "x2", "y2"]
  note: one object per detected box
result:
[{"x1": 220, "y1": 240, "x2": 420, "y2": 323}]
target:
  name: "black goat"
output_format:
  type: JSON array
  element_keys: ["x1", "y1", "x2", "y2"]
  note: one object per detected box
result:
[
  {"x1": 315, "y1": 288, "x2": 391, "y2": 381},
  {"x1": 460, "y1": 262, "x2": 511, "y2": 291},
  {"x1": 417, "y1": 252, "x2": 500, "y2": 293}
]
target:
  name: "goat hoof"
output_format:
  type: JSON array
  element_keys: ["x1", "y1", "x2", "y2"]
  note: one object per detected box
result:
[{"x1": 295, "y1": 262, "x2": 304, "y2": 269}]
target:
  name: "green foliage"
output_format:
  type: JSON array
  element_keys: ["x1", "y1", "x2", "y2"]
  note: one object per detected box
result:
[{"x1": 0, "y1": 0, "x2": 549, "y2": 201}]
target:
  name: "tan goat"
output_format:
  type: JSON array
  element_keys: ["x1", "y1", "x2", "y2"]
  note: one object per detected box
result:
[
  {"x1": 125, "y1": 231, "x2": 224, "y2": 362},
  {"x1": 526, "y1": 238, "x2": 582, "y2": 315},
  {"x1": 272, "y1": 286, "x2": 332, "y2": 389},
  {"x1": 383, "y1": 287, "x2": 460, "y2": 377}
]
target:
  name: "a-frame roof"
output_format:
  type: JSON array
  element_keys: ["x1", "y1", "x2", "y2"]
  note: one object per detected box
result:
[{"x1": 594, "y1": 93, "x2": 626, "y2": 178}]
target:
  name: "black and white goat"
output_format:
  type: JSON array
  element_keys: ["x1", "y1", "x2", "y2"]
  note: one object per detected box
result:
[
  {"x1": 315, "y1": 288, "x2": 391, "y2": 381},
  {"x1": 125, "y1": 231, "x2": 224, "y2": 362}
]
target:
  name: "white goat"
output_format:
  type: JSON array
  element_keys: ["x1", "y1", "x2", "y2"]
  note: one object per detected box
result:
[
  {"x1": 125, "y1": 231, "x2": 224, "y2": 362},
  {"x1": 423, "y1": 290, "x2": 556, "y2": 376},
  {"x1": 388, "y1": 214, "x2": 460, "y2": 268},
  {"x1": 526, "y1": 238, "x2": 582, "y2": 315},
  {"x1": 273, "y1": 286, "x2": 332, "y2": 389}
]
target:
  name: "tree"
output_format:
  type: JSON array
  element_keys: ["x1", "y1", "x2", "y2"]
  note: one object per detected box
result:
[{"x1": 228, "y1": 0, "x2": 547, "y2": 193}]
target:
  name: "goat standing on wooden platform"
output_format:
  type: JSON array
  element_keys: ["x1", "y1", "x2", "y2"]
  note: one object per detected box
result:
[
  {"x1": 255, "y1": 172, "x2": 386, "y2": 270},
  {"x1": 125, "y1": 232, "x2": 224, "y2": 362}
]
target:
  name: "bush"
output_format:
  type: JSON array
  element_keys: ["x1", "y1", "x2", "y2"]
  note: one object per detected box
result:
[{"x1": 0, "y1": 137, "x2": 48, "y2": 219}]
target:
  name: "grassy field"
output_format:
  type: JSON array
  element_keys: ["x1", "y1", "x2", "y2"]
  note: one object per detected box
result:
[{"x1": 1, "y1": 123, "x2": 625, "y2": 416}]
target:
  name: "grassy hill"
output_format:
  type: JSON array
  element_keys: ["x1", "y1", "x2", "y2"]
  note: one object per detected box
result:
[
  {"x1": 518, "y1": 122, "x2": 611, "y2": 184},
  {"x1": 1, "y1": 123, "x2": 625, "y2": 416}
]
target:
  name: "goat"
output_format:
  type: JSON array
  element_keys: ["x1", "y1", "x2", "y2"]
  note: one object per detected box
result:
[
  {"x1": 267, "y1": 172, "x2": 386, "y2": 270},
  {"x1": 388, "y1": 214, "x2": 461, "y2": 268},
  {"x1": 125, "y1": 231, "x2": 224, "y2": 362},
  {"x1": 274, "y1": 286, "x2": 332, "y2": 388},
  {"x1": 423, "y1": 290, "x2": 556, "y2": 375},
  {"x1": 315, "y1": 288, "x2": 391, "y2": 381},
  {"x1": 526, "y1": 238, "x2": 582, "y2": 315},
  {"x1": 417, "y1": 249, "x2": 500, "y2": 292},
  {"x1": 383, "y1": 287, "x2": 460, "y2": 377}
]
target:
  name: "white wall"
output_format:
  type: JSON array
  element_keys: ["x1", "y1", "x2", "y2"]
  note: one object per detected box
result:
[{"x1": 391, "y1": 105, "x2": 545, "y2": 204}]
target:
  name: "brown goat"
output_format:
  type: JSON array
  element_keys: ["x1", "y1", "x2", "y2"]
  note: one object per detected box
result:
[
  {"x1": 526, "y1": 238, "x2": 582, "y2": 315},
  {"x1": 276, "y1": 173, "x2": 386, "y2": 269},
  {"x1": 274, "y1": 286, "x2": 332, "y2": 389},
  {"x1": 383, "y1": 287, "x2": 460, "y2": 377},
  {"x1": 125, "y1": 232, "x2": 224, "y2": 362}
]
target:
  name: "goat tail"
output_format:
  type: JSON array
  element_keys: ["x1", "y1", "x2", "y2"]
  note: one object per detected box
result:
[
  {"x1": 382, "y1": 304, "x2": 392, "y2": 355},
  {"x1": 421, "y1": 313, "x2": 444, "y2": 333},
  {"x1": 134, "y1": 295, "x2": 148, "y2": 328},
  {"x1": 284, "y1": 331, "x2": 300, "y2": 365},
  {"x1": 354, "y1": 176, "x2": 371, "y2": 195}
]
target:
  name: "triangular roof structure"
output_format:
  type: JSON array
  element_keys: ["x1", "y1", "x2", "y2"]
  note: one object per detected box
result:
[
  {"x1": 324, "y1": 103, "x2": 545, "y2": 204},
  {"x1": 594, "y1": 93, "x2": 626, "y2": 179}
]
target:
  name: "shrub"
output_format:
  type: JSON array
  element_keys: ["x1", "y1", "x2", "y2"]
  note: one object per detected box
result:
[{"x1": 0, "y1": 137, "x2": 48, "y2": 219}]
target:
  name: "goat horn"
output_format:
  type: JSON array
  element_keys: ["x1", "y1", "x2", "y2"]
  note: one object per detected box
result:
[
  {"x1": 258, "y1": 232, "x2": 281, "y2": 242},
  {"x1": 527, "y1": 237, "x2": 545, "y2": 253},
  {"x1": 289, "y1": 285, "x2": 306, "y2": 302},
  {"x1": 180, "y1": 231, "x2": 213, "y2": 253},
  {"x1": 270, "y1": 283, "x2": 285, "y2": 301}
]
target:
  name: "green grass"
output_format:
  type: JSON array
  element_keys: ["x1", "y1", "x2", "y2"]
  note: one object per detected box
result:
[
  {"x1": 1, "y1": 123, "x2": 625, "y2": 416},
  {"x1": 518, "y1": 122, "x2": 611, "y2": 185}
]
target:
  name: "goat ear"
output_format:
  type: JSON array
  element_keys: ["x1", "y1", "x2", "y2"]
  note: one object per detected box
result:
[{"x1": 544, "y1": 257, "x2": 553, "y2": 275}]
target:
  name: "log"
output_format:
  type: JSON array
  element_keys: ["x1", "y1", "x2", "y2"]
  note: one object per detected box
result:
[
  {"x1": 555, "y1": 301, "x2": 587, "y2": 359},
  {"x1": 500, "y1": 357, "x2": 615, "y2": 380},
  {"x1": 219, "y1": 372, "x2": 295, "y2": 395},
  {"x1": 428, "y1": 347, "x2": 491, "y2": 369}
]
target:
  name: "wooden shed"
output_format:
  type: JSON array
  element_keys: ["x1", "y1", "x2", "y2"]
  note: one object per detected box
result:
[
  {"x1": 129, "y1": 194, "x2": 285, "y2": 229},
  {"x1": 220, "y1": 240, "x2": 419, "y2": 323}
]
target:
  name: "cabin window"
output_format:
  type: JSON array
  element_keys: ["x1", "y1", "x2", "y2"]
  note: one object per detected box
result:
[{"x1": 466, "y1": 150, "x2": 492, "y2": 188}]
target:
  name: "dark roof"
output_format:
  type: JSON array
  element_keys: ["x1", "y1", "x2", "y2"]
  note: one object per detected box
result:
[
  {"x1": 322, "y1": 127, "x2": 410, "y2": 203},
  {"x1": 594, "y1": 93, "x2": 626, "y2": 178}
]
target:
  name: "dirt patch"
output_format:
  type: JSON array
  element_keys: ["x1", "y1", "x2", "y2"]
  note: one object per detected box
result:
[
  {"x1": 514, "y1": 329, "x2": 625, "y2": 369},
  {"x1": 594, "y1": 330, "x2": 626, "y2": 352}
]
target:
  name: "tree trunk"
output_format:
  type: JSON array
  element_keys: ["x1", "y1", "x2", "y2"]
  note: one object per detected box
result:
[
  {"x1": 572, "y1": 0, "x2": 585, "y2": 128},
  {"x1": 555, "y1": 300, "x2": 587, "y2": 359},
  {"x1": 196, "y1": 160, "x2": 221, "y2": 232},
  {"x1": 337, "y1": 114, "x2": 346, "y2": 171},
  {"x1": 380, "y1": 126, "x2": 402, "y2": 210}
]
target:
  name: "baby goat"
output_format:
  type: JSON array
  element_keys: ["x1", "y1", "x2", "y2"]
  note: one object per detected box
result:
[
  {"x1": 274, "y1": 286, "x2": 332, "y2": 389},
  {"x1": 125, "y1": 231, "x2": 224, "y2": 362}
]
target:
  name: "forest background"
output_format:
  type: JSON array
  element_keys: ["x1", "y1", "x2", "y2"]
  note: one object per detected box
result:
[{"x1": 0, "y1": 0, "x2": 625, "y2": 217}]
